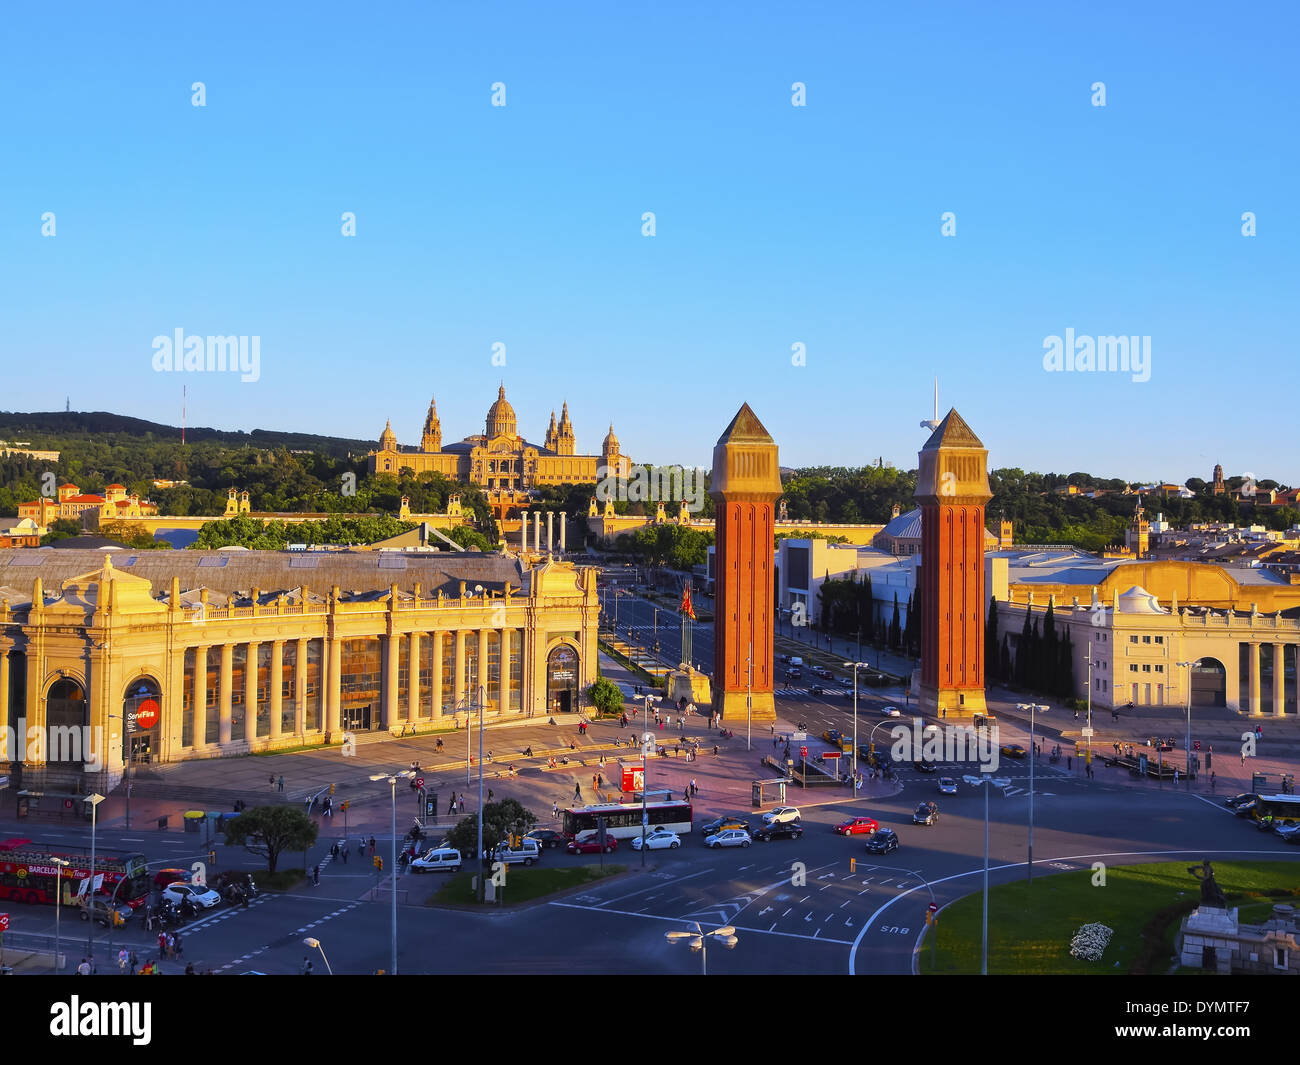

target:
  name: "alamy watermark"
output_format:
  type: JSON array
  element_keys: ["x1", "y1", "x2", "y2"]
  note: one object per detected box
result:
[
  {"x1": 596, "y1": 464, "x2": 707, "y2": 513},
  {"x1": 888, "y1": 718, "x2": 1001, "y2": 773},
  {"x1": 151, "y1": 329, "x2": 261, "y2": 383},
  {"x1": 1042, "y1": 329, "x2": 1150, "y2": 383}
]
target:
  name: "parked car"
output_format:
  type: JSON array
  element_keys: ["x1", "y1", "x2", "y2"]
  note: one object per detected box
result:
[
  {"x1": 1223, "y1": 793, "x2": 1258, "y2": 810},
  {"x1": 864, "y1": 829, "x2": 899, "y2": 854},
  {"x1": 763, "y1": 806, "x2": 801, "y2": 825},
  {"x1": 879, "y1": 706, "x2": 902, "y2": 718},
  {"x1": 812, "y1": 666, "x2": 833, "y2": 679},
  {"x1": 787, "y1": 668, "x2": 803, "y2": 680},
  {"x1": 913, "y1": 760, "x2": 938, "y2": 773},
  {"x1": 631, "y1": 829, "x2": 682, "y2": 851},
  {"x1": 701, "y1": 815, "x2": 749, "y2": 837},
  {"x1": 1000, "y1": 743, "x2": 1027, "y2": 759},
  {"x1": 524, "y1": 829, "x2": 566, "y2": 850},
  {"x1": 1234, "y1": 800, "x2": 1258, "y2": 819},
  {"x1": 938, "y1": 777, "x2": 958, "y2": 795},
  {"x1": 567, "y1": 832, "x2": 617, "y2": 855},
  {"x1": 78, "y1": 897, "x2": 132, "y2": 927},
  {"x1": 704, "y1": 828, "x2": 752, "y2": 849},
  {"x1": 1274, "y1": 822, "x2": 1300, "y2": 840},
  {"x1": 162, "y1": 882, "x2": 222, "y2": 910},
  {"x1": 754, "y1": 821, "x2": 804, "y2": 841},
  {"x1": 834, "y1": 816, "x2": 879, "y2": 836},
  {"x1": 491, "y1": 840, "x2": 542, "y2": 865},
  {"x1": 821, "y1": 730, "x2": 850, "y2": 751},
  {"x1": 409, "y1": 847, "x2": 462, "y2": 873},
  {"x1": 912, "y1": 801, "x2": 939, "y2": 825}
]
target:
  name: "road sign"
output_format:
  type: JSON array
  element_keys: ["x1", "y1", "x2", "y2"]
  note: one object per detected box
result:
[
  {"x1": 1080, "y1": 727, "x2": 1094, "y2": 737},
  {"x1": 415, "y1": 777, "x2": 425, "y2": 789},
  {"x1": 799, "y1": 746, "x2": 808, "y2": 759},
  {"x1": 0, "y1": 913, "x2": 8, "y2": 931},
  {"x1": 928, "y1": 902, "x2": 938, "y2": 913}
]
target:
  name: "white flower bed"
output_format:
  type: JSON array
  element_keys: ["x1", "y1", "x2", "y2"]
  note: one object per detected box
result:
[{"x1": 1069, "y1": 922, "x2": 1114, "y2": 961}]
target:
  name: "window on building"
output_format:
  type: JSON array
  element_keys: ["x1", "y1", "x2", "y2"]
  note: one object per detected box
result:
[
  {"x1": 1130, "y1": 636, "x2": 1139, "y2": 644},
  {"x1": 1142, "y1": 635, "x2": 1152, "y2": 644},
  {"x1": 1155, "y1": 664, "x2": 1163, "y2": 673},
  {"x1": 1142, "y1": 664, "x2": 1151, "y2": 672},
  {"x1": 1130, "y1": 664, "x2": 1138, "y2": 673},
  {"x1": 1154, "y1": 636, "x2": 1164, "y2": 644}
]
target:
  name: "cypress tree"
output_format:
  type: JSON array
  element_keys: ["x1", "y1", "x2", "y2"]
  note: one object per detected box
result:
[
  {"x1": 1042, "y1": 600, "x2": 1058, "y2": 697},
  {"x1": 985, "y1": 596, "x2": 1000, "y2": 682},
  {"x1": 1017, "y1": 612, "x2": 1032, "y2": 686},
  {"x1": 1030, "y1": 617, "x2": 1041, "y2": 691},
  {"x1": 889, "y1": 592, "x2": 901, "y2": 651},
  {"x1": 999, "y1": 634, "x2": 1012, "y2": 684}
]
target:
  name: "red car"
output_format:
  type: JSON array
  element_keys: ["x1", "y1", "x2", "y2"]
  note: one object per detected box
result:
[
  {"x1": 567, "y1": 833, "x2": 617, "y2": 855},
  {"x1": 834, "y1": 816, "x2": 879, "y2": 836}
]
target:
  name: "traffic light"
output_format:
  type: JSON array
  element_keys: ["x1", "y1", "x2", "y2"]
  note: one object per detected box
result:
[
  {"x1": 373, "y1": 856, "x2": 383, "y2": 871},
  {"x1": 329, "y1": 783, "x2": 336, "y2": 795},
  {"x1": 341, "y1": 800, "x2": 349, "y2": 812}
]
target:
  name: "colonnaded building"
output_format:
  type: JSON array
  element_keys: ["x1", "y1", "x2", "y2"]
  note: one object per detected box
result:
[
  {"x1": 369, "y1": 385, "x2": 631, "y2": 491},
  {"x1": 0, "y1": 547, "x2": 597, "y2": 792}
]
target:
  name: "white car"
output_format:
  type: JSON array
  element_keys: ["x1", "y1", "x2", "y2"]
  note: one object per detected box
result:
[
  {"x1": 162, "y1": 882, "x2": 222, "y2": 909},
  {"x1": 705, "y1": 828, "x2": 752, "y2": 849},
  {"x1": 410, "y1": 847, "x2": 462, "y2": 872},
  {"x1": 762, "y1": 806, "x2": 801, "y2": 825},
  {"x1": 879, "y1": 706, "x2": 902, "y2": 717},
  {"x1": 938, "y1": 777, "x2": 958, "y2": 795},
  {"x1": 630, "y1": 829, "x2": 682, "y2": 851}
]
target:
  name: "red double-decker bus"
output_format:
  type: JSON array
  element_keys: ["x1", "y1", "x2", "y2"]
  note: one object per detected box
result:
[{"x1": 0, "y1": 838, "x2": 150, "y2": 909}]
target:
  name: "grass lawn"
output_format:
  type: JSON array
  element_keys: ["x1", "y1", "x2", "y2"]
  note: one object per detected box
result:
[
  {"x1": 429, "y1": 863, "x2": 626, "y2": 906},
  {"x1": 919, "y1": 860, "x2": 1300, "y2": 975}
]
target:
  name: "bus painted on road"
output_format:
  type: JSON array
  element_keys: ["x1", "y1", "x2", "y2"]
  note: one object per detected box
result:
[
  {"x1": 0, "y1": 839, "x2": 150, "y2": 909},
  {"x1": 562, "y1": 801, "x2": 693, "y2": 840}
]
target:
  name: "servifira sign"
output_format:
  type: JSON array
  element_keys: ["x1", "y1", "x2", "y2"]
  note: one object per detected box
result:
[{"x1": 127, "y1": 699, "x2": 160, "y2": 731}]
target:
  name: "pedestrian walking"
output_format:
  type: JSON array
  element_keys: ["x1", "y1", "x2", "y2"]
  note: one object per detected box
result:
[
  {"x1": 342, "y1": 846, "x2": 348, "y2": 864},
  {"x1": 323, "y1": 796, "x2": 332, "y2": 818},
  {"x1": 1173, "y1": 769, "x2": 1179, "y2": 783},
  {"x1": 277, "y1": 775, "x2": 284, "y2": 793},
  {"x1": 269, "y1": 775, "x2": 276, "y2": 789},
  {"x1": 158, "y1": 932, "x2": 167, "y2": 956},
  {"x1": 77, "y1": 957, "x2": 91, "y2": 976},
  {"x1": 1211, "y1": 771, "x2": 1217, "y2": 790},
  {"x1": 553, "y1": 801, "x2": 559, "y2": 819},
  {"x1": 173, "y1": 934, "x2": 183, "y2": 959},
  {"x1": 128, "y1": 950, "x2": 138, "y2": 973},
  {"x1": 118, "y1": 949, "x2": 129, "y2": 974},
  {"x1": 165, "y1": 933, "x2": 175, "y2": 959},
  {"x1": 459, "y1": 793, "x2": 466, "y2": 812},
  {"x1": 690, "y1": 778, "x2": 697, "y2": 795},
  {"x1": 448, "y1": 793, "x2": 456, "y2": 816},
  {"x1": 574, "y1": 782, "x2": 582, "y2": 801},
  {"x1": 1241, "y1": 751, "x2": 1246, "y2": 766},
  {"x1": 368, "y1": 836, "x2": 376, "y2": 856},
  {"x1": 312, "y1": 864, "x2": 320, "y2": 885},
  {"x1": 488, "y1": 789, "x2": 494, "y2": 802},
  {"x1": 301, "y1": 956, "x2": 313, "y2": 975},
  {"x1": 1067, "y1": 756, "x2": 1072, "y2": 770}
]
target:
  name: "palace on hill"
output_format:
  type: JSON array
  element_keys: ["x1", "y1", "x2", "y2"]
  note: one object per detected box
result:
[{"x1": 369, "y1": 386, "x2": 631, "y2": 492}]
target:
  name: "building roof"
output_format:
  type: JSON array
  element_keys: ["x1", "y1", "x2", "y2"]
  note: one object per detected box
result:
[
  {"x1": 921, "y1": 408, "x2": 983, "y2": 450},
  {"x1": 0, "y1": 548, "x2": 526, "y2": 599},
  {"x1": 716, "y1": 403, "x2": 773, "y2": 445},
  {"x1": 878, "y1": 507, "x2": 924, "y2": 541}
]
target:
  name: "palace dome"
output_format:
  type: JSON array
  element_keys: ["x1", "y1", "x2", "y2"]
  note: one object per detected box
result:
[
  {"x1": 486, "y1": 385, "x2": 517, "y2": 439},
  {"x1": 602, "y1": 424, "x2": 619, "y2": 452}
]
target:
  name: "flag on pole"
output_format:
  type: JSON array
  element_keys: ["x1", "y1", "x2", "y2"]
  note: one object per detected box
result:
[{"x1": 681, "y1": 583, "x2": 696, "y2": 620}]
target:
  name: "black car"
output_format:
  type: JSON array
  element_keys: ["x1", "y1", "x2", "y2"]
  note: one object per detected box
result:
[
  {"x1": 912, "y1": 801, "x2": 939, "y2": 825},
  {"x1": 1234, "y1": 800, "x2": 1258, "y2": 819},
  {"x1": 809, "y1": 685, "x2": 826, "y2": 696},
  {"x1": 524, "y1": 829, "x2": 566, "y2": 850},
  {"x1": 701, "y1": 815, "x2": 750, "y2": 836},
  {"x1": 864, "y1": 829, "x2": 899, "y2": 854},
  {"x1": 1223, "y1": 793, "x2": 1257, "y2": 810},
  {"x1": 754, "y1": 821, "x2": 804, "y2": 841},
  {"x1": 913, "y1": 760, "x2": 937, "y2": 773}
]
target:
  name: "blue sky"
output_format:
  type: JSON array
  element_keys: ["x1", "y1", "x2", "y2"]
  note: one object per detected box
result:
[{"x1": 1, "y1": 1, "x2": 1296, "y2": 484}]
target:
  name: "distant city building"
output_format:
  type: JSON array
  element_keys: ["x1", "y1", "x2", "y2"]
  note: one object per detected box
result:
[
  {"x1": 17, "y1": 483, "x2": 158, "y2": 527},
  {"x1": 0, "y1": 441, "x2": 60, "y2": 462}
]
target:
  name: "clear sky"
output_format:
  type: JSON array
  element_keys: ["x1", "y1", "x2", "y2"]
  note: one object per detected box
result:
[{"x1": 1, "y1": 1, "x2": 1295, "y2": 484}]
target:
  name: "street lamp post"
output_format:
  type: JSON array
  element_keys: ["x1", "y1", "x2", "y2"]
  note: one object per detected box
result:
[
  {"x1": 51, "y1": 856, "x2": 69, "y2": 973},
  {"x1": 303, "y1": 936, "x2": 333, "y2": 974},
  {"x1": 1177, "y1": 660, "x2": 1198, "y2": 789},
  {"x1": 369, "y1": 770, "x2": 415, "y2": 975},
  {"x1": 1015, "y1": 704, "x2": 1048, "y2": 886},
  {"x1": 844, "y1": 662, "x2": 869, "y2": 782},
  {"x1": 664, "y1": 921, "x2": 738, "y2": 975},
  {"x1": 107, "y1": 712, "x2": 132, "y2": 830},
  {"x1": 475, "y1": 685, "x2": 487, "y2": 900},
  {"x1": 640, "y1": 693, "x2": 661, "y2": 867},
  {"x1": 963, "y1": 773, "x2": 1011, "y2": 975},
  {"x1": 85, "y1": 793, "x2": 105, "y2": 952}
]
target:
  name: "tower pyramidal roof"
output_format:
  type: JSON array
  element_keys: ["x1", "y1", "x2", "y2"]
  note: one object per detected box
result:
[
  {"x1": 921, "y1": 408, "x2": 983, "y2": 451},
  {"x1": 716, "y1": 402, "x2": 774, "y2": 445}
]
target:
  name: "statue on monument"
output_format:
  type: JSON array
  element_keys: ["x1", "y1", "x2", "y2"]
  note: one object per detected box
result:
[{"x1": 1187, "y1": 860, "x2": 1227, "y2": 909}]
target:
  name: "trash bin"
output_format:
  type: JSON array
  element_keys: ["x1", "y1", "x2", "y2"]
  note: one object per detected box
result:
[
  {"x1": 156, "y1": 815, "x2": 169, "y2": 830},
  {"x1": 183, "y1": 810, "x2": 203, "y2": 833}
]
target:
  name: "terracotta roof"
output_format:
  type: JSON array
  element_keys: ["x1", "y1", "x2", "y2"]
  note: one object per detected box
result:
[{"x1": 63, "y1": 494, "x2": 105, "y2": 504}]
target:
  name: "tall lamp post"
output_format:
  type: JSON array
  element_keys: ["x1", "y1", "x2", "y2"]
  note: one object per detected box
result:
[
  {"x1": 1176, "y1": 660, "x2": 1198, "y2": 789},
  {"x1": 51, "y1": 856, "x2": 69, "y2": 973},
  {"x1": 107, "y1": 712, "x2": 132, "y2": 829},
  {"x1": 474, "y1": 685, "x2": 487, "y2": 899},
  {"x1": 85, "y1": 792, "x2": 105, "y2": 952},
  {"x1": 369, "y1": 770, "x2": 415, "y2": 974},
  {"x1": 746, "y1": 642, "x2": 753, "y2": 752},
  {"x1": 640, "y1": 693, "x2": 661, "y2": 866},
  {"x1": 963, "y1": 773, "x2": 1012, "y2": 974},
  {"x1": 303, "y1": 936, "x2": 333, "y2": 974},
  {"x1": 844, "y1": 662, "x2": 869, "y2": 781},
  {"x1": 1015, "y1": 704, "x2": 1048, "y2": 886},
  {"x1": 664, "y1": 921, "x2": 738, "y2": 975}
]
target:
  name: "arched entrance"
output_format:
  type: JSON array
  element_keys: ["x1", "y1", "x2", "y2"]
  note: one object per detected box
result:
[
  {"x1": 546, "y1": 645, "x2": 579, "y2": 715},
  {"x1": 123, "y1": 678, "x2": 162, "y2": 766},
  {"x1": 45, "y1": 679, "x2": 88, "y2": 765},
  {"x1": 1190, "y1": 658, "x2": 1226, "y2": 709}
]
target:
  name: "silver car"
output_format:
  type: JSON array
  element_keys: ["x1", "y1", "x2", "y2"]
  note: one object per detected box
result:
[{"x1": 704, "y1": 828, "x2": 752, "y2": 849}]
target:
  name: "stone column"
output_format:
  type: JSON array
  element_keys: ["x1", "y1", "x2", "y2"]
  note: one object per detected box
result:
[
  {"x1": 547, "y1": 511, "x2": 554, "y2": 553},
  {"x1": 1274, "y1": 643, "x2": 1285, "y2": 717},
  {"x1": 477, "y1": 628, "x2": 490, "y2": 709},
  {"x1": 430, "y1": 632, "x2": 443, "y2": 719},
  {"x1": 385, "y1": 634, "x2": 400, "y2": 727},
  {"x1": 193, "y1": 646, "x2": 207, "y2": 749},
  {"x1": 295, "y1": 638, "x2": 308, "y2": 735},
  {"x1": 453, "y1": 630, "x2": 466, "y2": 717},
  {"x1": 519, "y1": 513, "x2": 528, "y2": 553},
  {"x1": 244, "y1": 641, "x2": 260, "y2": 743},
  {"x1": 326, "y1": 636, "x2": 342, "y2": 737},
  {"x1": 269, "y1": 640, "x2": 284, "y2": 740},
  {"x1": 1249, "y1": 641, "x2": 1261, "y2": 716},
  {"x1": 534, "y1": 511, "x2": 542, "y2": 552},
  {"x1": 219, "y1": 644, "x2": 233, "y2": 745},
  {"x1": 409, "y1": 631, "x2": 421, "y2": 721},
  {"x1": 560, "y1": 513, "x2": 566, "y2": 552},
  {"x1": 0, "y1": 643, "x2": 9, "y2": 753},
  {"x1": 499, "y1": 628, "x2": 511, "y2": 713}
]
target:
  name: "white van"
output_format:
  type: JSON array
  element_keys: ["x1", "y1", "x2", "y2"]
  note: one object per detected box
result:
[
  {"x1": 789, "y1": 657, "x2": 803, "y2": 668},
  {"x1": 410, "y1": 847, "x2": 462, "y2": 873},
  {"x1": 491, "y1": 839, "x2": 541, "y2": 866}
]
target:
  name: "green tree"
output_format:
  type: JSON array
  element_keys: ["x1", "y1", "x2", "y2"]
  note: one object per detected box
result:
[
  {"x1": 985, "y1": 596, "x2": 1000, "y2": 682},
  {"x1": 587, "y1": 677, "x2": 624, "y2": 717},
  {"x1": 444, "y1": 799, "x2": 539, "y2": 858},
  {"x1": 889, "y1": 593, "x2": 901, "y2": 651},
  {"x1": 223, "y1": 806, "x2": 318, "y2": 873},
  {"x1": 41, "y1": 517, "x2": 84, "y2": 543}
]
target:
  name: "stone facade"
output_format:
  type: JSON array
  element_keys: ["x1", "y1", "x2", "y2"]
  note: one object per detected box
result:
[{"x1": 1178, "y1": 904, "x2": 1300, "y2": 974}]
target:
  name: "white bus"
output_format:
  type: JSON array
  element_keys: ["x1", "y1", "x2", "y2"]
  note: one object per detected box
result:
[{"x1": 562, "y1": 800, "x2": 693, "y2": 840}]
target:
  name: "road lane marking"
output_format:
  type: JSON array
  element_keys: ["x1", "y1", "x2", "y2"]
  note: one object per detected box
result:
[{"x1": 547, "y1": 900, "x2": 853, "y2": 943}]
